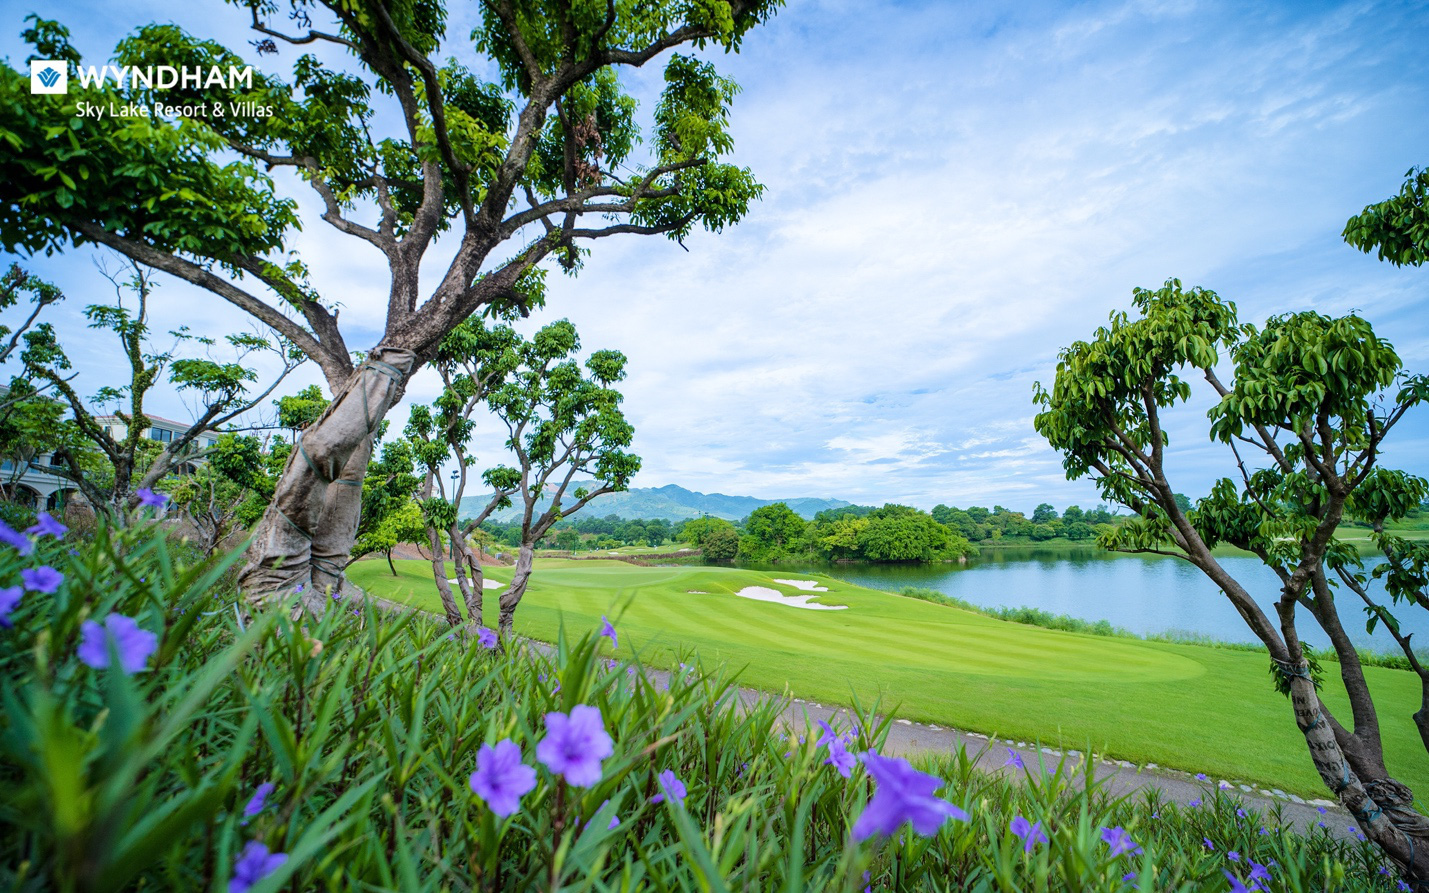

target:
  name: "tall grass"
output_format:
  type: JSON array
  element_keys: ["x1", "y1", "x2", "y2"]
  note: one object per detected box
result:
[{"x1": 0, "y1": 522, "x2": 1407, "y2": 890}]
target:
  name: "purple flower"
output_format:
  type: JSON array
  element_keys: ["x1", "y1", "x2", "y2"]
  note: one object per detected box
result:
[
  {"x1": 1236, "y1": 808, "x2": 1246, "y2": 818},
  {"x1": 1228, "y1": 850, "x2": 1240, "y2": 862},
  {"x1": 1219, "y1": 780, "x2": 1232, "y2": 790},
  {"x1": 600, "y1": 616, "x2": 617, "y2": 648},
  {"x1": 651, "y1": 769, "x2": 687, "y2": 805},
  {"x1": 477, "y1": 627, "x2": 498, "y2": 649},
  {"x1": 536, "y1": 705, "x2": 614, "y2": 787},
  {"x1": 1009, "y1": 815, "x2": 1047, "y2": 852},
  {"x1": 1398, "y1": 882, "x2": 1411, "y2": 892},
  {"x1": 26, "y1": 512, "x2": 67, "y2": 539},
  {"x1": 0, "y1": 521, "x2": 33, "y2": 555},
  {"x1": 243, "y1": 782, "x2": 275, "y2": 820},
  {"x1": 229, "y1": 841, "x2": 287, "y2": 893},
  {"x1": 0, "y1": 586, "x2": 22, "y2": 628},
  {"x1": 136, "y1": 488, "x2": 168, "y2": 508},
  {"x1": 596, "y1": 799, "x2": 620, "y2": 830},
  {"x1": 1316, "y1": 805, "x2": 1327, "y2": 815},
  {"x1": 21, "y1": 565, "x2": 63, "y2": 594},
  {"x1": 1223, "y1": 871, "x2": 1249, "y2": 893},
  {"x1": 295, "y1": 583, "x2": 304, "y2": 593},
  {"x1": 1248, "y1": 862, "x2": 1270, "y2": 882},
  {"x1": 1099, "y1": 826, "x2": 1142, "y2": 858},
  {"x1": 1003, "y1": 748, "x2": 1024, "y2": 770},
  {"x1": 1203, "y1": 837, "x2": 1215, "y2": 850},
  {"x1": 1195, "y1": 773, "x2": 1207, "y2": 781},
  {"x1": 77, "y1": 614, "x2": 158, "y2": 673},
  {"x1": 851, "y1": 751, "x2": 969, "y2": 841},
  {"x1": 1190, "y1": 799, "x2": 1202, "y2": 808},
  {"x1": 825, "y1": 740, "x2": 858, "y2": 778},
  {"x1": 816, "y1": 719, "x2": 840, "y2": 748},
  {"x1": 469, "y1": 739, "x2": 537, "y2": 817}
]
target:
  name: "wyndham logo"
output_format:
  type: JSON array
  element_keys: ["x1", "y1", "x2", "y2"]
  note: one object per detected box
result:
[{"x1": 30, "y1": 60, "x2": 68, "y2": 94}]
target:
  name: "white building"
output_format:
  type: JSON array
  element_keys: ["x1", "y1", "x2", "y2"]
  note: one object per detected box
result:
[
  {"x1": 0, "y1": 449, "x2": 76, "y2": 511},
  {"x1": 0, "y1": 414, "x2": 217, "y2": 510}
]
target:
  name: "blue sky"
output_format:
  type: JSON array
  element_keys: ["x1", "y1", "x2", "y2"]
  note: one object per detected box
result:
[{"x1": 3, "y1": 0, "x2": 1428, "y2": 514}]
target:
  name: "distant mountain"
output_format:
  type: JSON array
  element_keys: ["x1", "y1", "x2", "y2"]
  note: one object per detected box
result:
[{"x1": 460, "y1": 482, "x2": 851, "y2": 522}]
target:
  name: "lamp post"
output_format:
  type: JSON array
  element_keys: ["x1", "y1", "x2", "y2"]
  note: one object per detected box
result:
[{"x1": 449, "y1": 468, "x2": 459, "y2": 561}]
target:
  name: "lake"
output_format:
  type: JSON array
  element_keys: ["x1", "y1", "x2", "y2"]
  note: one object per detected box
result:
[{"x1": 751, "y1": 546, "x2": 1428, "y2": 654}]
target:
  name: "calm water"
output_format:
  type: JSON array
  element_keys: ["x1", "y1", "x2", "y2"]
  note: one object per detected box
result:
[{"x1": 755, "y1": 547, "x2": 1427, "y2": 654}]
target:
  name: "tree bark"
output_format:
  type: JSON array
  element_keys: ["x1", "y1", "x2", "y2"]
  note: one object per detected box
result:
[
  {"x1": 425, "y1": 522, "x2": 462, "y2": 626},
  {"x1": 238, "y1": 347, "x2": 416, "y2": 603},
  {"x1": 464, "y1": 550, "x2": 486, "y2": 629},
  {"x1": 1286, "y1": 669, "x2": 1429, "y2": 885},
  {"x1": 449, "y1": 522, "x2": 481, "y2": 628},
  {"x1": 498, "y1": 542, "x2": 535, "y2": 635}
]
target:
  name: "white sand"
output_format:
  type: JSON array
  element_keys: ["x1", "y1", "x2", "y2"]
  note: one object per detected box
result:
[
  {"x1": 448, "y1": 579, "x2": 506, "y2": 590},
  {"x1": 734, "y1": 586, "x2": 846, "y2": 611},
  {"x1": 774, "y1": 578, "x2": 829, "y2": 592}
]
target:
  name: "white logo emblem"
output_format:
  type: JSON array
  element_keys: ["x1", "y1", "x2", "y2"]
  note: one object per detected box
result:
[{"x1": 31, "y1": 60, "x2": 68, "y2": 95}]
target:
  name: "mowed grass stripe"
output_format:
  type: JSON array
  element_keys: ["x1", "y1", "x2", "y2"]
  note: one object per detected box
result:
[{"x1": 347, "y1": 558, "x2": 1425, "y2": 796}]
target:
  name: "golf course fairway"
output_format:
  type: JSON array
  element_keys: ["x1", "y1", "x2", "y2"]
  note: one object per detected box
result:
[{"x1": 347, "y1": 558, "x2": 1427, "y2": 798}]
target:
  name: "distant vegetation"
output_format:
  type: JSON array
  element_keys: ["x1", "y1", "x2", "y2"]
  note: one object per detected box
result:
[{"x1": 931, "y1": 502, "x2": 1131, "y2": 544}]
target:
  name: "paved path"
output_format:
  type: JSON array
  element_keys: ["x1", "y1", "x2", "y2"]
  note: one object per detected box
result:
[{"x1": 347, "y1": 585, "x2": 1360, "y2": 841}]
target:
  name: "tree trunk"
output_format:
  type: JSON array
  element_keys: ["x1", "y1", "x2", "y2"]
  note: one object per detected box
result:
[
  {"x1": 465, "y1": 551, "x2": 486, "y2": 629},
  {"x1": 238, "y1": 347, "x2": 416, "y2": 603},
  {"x1": 1287, "y1": 671, "x2": 1429, "y2": 885},
  {"x1": 449, "y1": 522, "x2": 481, "y2": 628},
  {"x1": 498, "y1": 542, "x2": 535, "y2": 635},
  {"x1": 425, "y1": 522, "x2": 463, "y2": 626},
  {"x1": 385, "y1": 549, "x2": 397, "y2": 576}
]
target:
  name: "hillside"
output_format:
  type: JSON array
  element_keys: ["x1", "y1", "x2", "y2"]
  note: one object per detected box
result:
[{"x1": 459, "y1": 482, "x2": 850, "y2": 522}]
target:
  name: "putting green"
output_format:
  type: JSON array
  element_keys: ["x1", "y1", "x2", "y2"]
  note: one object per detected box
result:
[{"x1": 348, "y1": 558, "x2": 1427, "y2": 797}]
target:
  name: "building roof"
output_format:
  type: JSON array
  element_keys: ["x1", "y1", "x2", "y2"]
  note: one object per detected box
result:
[{"x1": 94, "y1": 414, "x2": 215, "y2": 433}]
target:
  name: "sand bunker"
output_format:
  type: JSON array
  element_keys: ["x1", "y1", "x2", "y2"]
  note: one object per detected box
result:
[
  {"x1": 774, "y1": 578, "x2": 828, "y2": 592},
  {"x1": 448, "y1": 579, "x2": 506, "y2": 590},
  {"x1": 734, "y1": 586, "x2": 846, "y2": 610}
]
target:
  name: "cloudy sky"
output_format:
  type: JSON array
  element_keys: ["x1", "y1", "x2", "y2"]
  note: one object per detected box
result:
[{"x1": 4, "y1": 0, "x2": 1428, "y2": 514}]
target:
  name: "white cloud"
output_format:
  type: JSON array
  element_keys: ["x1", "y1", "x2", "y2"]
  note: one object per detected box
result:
[{"x1": 2, "y1": 0, "x2": 1427, "y2": 514}]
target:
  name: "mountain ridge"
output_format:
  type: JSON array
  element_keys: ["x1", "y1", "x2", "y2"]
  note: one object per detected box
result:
[{"x1": 459, "y1": 482, "x2": 851, "y2": 522}]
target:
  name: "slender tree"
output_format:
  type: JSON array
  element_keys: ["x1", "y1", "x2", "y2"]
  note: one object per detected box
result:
[
  {"x1": 403, "y1": 317, "x2": 522, "y2": 626},
  {"x1": 167, "y1": 432, "x2": 285, "y2": 555},
  {"x1": 1033, "y1": 279, "x2": 1429, "y2": 884},
  {"x1": 488, "y1": 320, "x2": 639, "y2": 634},
  {"x1": 22, "y1": 260, "x2": 303, "y2": 518},
  {"x1": 2, "y1": 1, "x2": 775, "y2": 599},
  {"x1": 349, "y1": 436, "x2": 422, "y2": 574}
]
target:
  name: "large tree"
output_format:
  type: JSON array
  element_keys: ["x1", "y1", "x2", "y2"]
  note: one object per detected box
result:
[
  {"x1": 1, "y1": 0, "x2": 774, "y2": 600},
  {"x1": 1033, "y1": 278, "x2": 1429, "y2": 884},
  {"x1": 488, "y1": 319, "x2": 638, "y2": 634}
]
